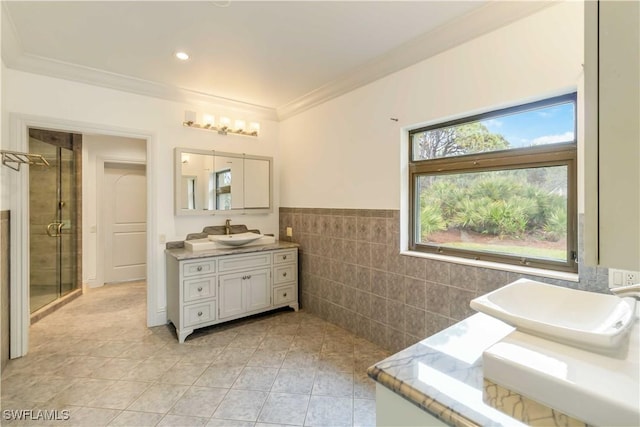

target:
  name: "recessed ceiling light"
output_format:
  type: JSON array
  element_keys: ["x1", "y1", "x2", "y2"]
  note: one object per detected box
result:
[{"x1": 175, "y1": 52, "x2": 189, "y2": 61}]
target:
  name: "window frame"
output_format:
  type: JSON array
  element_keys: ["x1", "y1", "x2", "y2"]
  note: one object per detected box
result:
[{"x1": 408, "y1": 94, "x2": 578, "y2": 273}]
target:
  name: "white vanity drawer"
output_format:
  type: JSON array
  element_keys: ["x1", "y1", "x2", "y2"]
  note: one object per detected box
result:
[
  {"x1": 184, "y1": 300, "x2": 217, "y2": 327},
  {"x1": 273, "y1": 250, "x2": 297, "y2": 265},
  {"x1": 273, "y1": 285, "x2": 295, "y2": 305},
  {"x1": 183, "y1": 259, "x2": 216, "y2": 277},
  {"x1": 183, "y1": 276, "x2": 216, "y2": 303},
  {"x1": 218, "y1": 253, "x2": 271, "y2": 272},
  {"x1": 273, "y1": 264, "x2": 296, "y2": 285}
]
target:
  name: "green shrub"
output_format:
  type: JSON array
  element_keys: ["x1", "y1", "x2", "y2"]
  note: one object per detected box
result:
[
  {"x1": 419, "y1": 204, "x2": 447, "y2": 239},
  {"x1": 543, "y1": 207, "x2": 567, "y2": 241},
  {"x1": 419, "y1": 172, "x2": 568, "y2": 240}
]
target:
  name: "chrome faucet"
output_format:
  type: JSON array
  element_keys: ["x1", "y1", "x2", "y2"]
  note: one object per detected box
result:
[{"x1": 225, "y1": 219, "x2": 231, "y2": 235}]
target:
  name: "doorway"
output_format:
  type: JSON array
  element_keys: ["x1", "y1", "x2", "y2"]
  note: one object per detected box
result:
[
  {"x1": 28, "y1": 128, "x2": 82, "y2": 316},
  {"x1": 9, "y1": 115, "x2": 159, "y2": 359}
]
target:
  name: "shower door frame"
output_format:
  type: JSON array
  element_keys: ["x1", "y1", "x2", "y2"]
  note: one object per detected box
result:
[
  {"x1": 28, "y1": 129, "x2": 82, "y2": 317},
  {"x1": 8, "y1": 114, "x2": 159, "y2": 359}
]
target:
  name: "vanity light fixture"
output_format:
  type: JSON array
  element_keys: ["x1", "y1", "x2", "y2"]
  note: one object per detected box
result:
[
  {"x1": 175, "y1": 51, "x2": 190, "y2": 61},
  {"x1": 182, "y1": 110, "x2": 260, "y2": 137}
]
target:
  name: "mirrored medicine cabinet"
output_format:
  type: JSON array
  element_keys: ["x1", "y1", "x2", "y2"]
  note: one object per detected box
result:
[{"x1": 175, "y1": 148, "x2": 272, "y2": 216}]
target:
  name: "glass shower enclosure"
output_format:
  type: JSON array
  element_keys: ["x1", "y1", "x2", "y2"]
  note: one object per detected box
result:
[{"x1": 29, "y1": 129, "x2": 81, "y2": 314}]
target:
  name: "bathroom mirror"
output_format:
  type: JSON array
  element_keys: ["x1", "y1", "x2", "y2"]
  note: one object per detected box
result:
[{"x1": 175, "y1": 148, "x2": 272, "y2": 215}]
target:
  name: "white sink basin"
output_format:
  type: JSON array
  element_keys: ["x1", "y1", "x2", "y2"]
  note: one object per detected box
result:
[
  {"x1": 208, "y1": 232, "x2": 264, "y2": 246},
  {"x1": 470, "y1": 279, "x2": 636, "y2": 352},
  {"x1": 483, "y1": 328, "x2": 640, "y2": 426}
]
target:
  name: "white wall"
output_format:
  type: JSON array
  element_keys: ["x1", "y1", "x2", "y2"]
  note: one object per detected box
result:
[
  {"x1": 279, "y1": 1, "x2": 584, "y2": 210},
  {"x1": 1, "y1": 67, "x2": 280, "y2": 326},
  {"x1": 82, "y1": 134, "x2": 146, "y2": 286}
]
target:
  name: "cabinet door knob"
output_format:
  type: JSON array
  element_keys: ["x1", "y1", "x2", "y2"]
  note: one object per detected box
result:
[
  {"x1": 283, "y1": 292, "x2": 287, "y2": 297},
  {"x1": 283, "y1": 272, "x2": 287, "y2": 277},
  {"x1": 197, "y1": 266, "x2": 203, "y2": 271},
  {"x1": 197, "y1": 286, "x2": 203, "y2": 292},
  {"x1": 247, "y1": 275, "x2": 252, "y2": 279},
  {"x1": 197, "y1": 311, "x2": 203, "y2": 316},
  {"x1": 283, "y1": 255, "x2": 287, "y2": 260}
]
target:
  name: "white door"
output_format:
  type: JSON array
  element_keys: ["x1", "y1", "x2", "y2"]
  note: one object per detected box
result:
[
  {"x1": 244, "y1": 268, "x2": 271, "y2": 312},
  {"x1": 104, "y1": 163, "x2": 146, "y2": 283}
]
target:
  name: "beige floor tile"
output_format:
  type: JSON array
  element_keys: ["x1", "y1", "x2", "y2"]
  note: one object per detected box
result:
[
  {"x1": 305, "y1": 395, "x2": 353, "y2": 427},
  {"x1": 213, "y1": 347, "x2": 256, "y2": 366},
  {"x1": 226, "y1": 333, "x2": 264, "y2": 349},
  {"x1": 169, "y1": 386, "x2": 227, "y2": 418},
  {"x1": 232, "y1": 367, "x2": 278, "y2": 391},
  {"x1": 194, "y1": 365, "x2": 243, "y2": 389},
  {"x1": 175, "y1": 346, "x2": 224, "y2": 364},
  {"x1": 55, "y1": 356, "x2": 111, "y2": 378},
  {"x1": 157, "y1": 414, "x2": 208, "y2": 426},
  {"x1": 281, "y1": 350, "x2": 320, "y2": 370},
  {"x1": 271, "y1": 369, "x2": 316, "y2": 395},
  {"x1": 353, "y1": 372, "x2": 376, "y2": 400},
  {"x1": 127, "y1": 383, "x2": 189, "y2": 413},
  {"x1": 86, "y1": 380, "x2": 150, "y2": 410},
  {"x1": 2, "y1": 281, "x2": 388, "y2": 427},
  {"x1": 0, "y1": 374, "x2": 40, "y2": 400},
  {"x1": 121, "y1": 358, "x2": 177, "y2": 382},
  {"x1": 107, "y1": 410, "x2": 163, "y2": 426},
  {"x1": 89, "y1": 341, "x2": 132, "y2": 358},
  {"x1": 353, "y1": 398, "x2": 376, "y2": 427},
  {"x1": 49, "y1": 378, "x2": 116, "y2": 406},
  {"x1": 205, "y1": 418, "x2": 254, "y2": 427},
  {"x1": 258, "y1": 335, "x2": 294, "y2": 351},
  {"x1": 311, "y1": 370, "x2": 353, "y2": 397},
  {"x1": 319, "y1": 352, "x2": 355, "y2": 372},
  {"x1": 212, "y1": 389, "x2": 268, "y2": 422},
  {"x1": 90, "y1": 358, "x2": 142, "y2": 380},
  {"x1": 257, "y1": 392, "x2": 310, "y2": 426},
  {"x1": 158, "y1": 362, "x2": 208, "y2": 386},
  {"x1": 245, "y1": 349, "x2": 287, "y2": 368},
  {"x1": 65, "y1": 406, "x2": 120, "y2": 426}
]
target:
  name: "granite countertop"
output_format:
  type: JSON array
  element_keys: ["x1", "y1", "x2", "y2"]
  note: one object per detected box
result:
[
  {"x1": 367, "y1": 313, "x2": 593, "y2": 427},
  {"x1": 166, "y1": 241, "x2": 299, "y2": 261}
]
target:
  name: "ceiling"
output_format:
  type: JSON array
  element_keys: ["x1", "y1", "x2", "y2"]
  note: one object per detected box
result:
[{"x1": 2, "y1": 1, "x2": 551, "y2": 120}]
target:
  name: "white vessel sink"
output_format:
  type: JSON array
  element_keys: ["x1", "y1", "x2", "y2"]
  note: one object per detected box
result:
[
  {"x1": 208, "y1": 232, "x2": 264, "y2": 246},
  {"x1": 470, "y1": 279, "x2": 636, "y2": 352}
]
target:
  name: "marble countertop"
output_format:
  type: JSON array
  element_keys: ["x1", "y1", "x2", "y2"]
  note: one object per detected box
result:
[
  {"x1": 166, "y1": 241, "x2": 299, "y2": 260},
  {"x1": 368, "y1": 313, "x2": 572, "y2": 427}
]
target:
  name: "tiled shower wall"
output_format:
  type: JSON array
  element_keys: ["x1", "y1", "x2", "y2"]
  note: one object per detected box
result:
[{"x1": 279, "y1": 208, "x2": 609, "y2": 353}]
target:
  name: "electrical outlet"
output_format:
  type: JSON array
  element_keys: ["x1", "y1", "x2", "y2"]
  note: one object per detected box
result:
[
  {"x1": 609, "y1": 268, "x2": 640, "y2": 287},
  {"x1": 624, "y1": 271, "x2": 639, "y2": 286},
  {"x1": 286, "y1": 227, "x2": 293, "y2": 237}
]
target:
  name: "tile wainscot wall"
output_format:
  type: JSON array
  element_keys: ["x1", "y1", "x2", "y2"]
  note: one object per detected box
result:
[{"x1": 279, "y1": 208, "x2": 609, "y2": 353}]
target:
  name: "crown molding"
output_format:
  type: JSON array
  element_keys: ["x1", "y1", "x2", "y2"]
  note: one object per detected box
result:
[
  {"x1": 2, "y1": 1, "x2": 553, "y2": 123},
  {"x1": 5, "y1": 52, "x2": 279, "y2": 121},
  {"x1": 1, "y1": 6, "x2": 277, "y2": 121},
  {"x1": 276, "y1": 1, "x2": 554, "y2": 120}
]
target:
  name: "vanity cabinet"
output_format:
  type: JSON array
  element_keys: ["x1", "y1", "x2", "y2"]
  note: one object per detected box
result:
[
  {"x1": 219, "y1": 269, "x2": 271, "y2": 319},
  {"x1": 166, "y1": 246, "x2": 298, "y2": 342},
  {"x1": 272, "y1": 249, "x2": 297, "y2": 306}
]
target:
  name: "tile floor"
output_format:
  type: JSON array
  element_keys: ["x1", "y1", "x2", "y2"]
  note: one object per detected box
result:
[{"x1": 1, "y1": 282, "x2": 390, "y2": 426}]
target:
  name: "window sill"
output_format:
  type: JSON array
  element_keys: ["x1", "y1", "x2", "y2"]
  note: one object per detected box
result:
[{"x1": 400, "y1": 250, "x2": 580, "y2": 283}]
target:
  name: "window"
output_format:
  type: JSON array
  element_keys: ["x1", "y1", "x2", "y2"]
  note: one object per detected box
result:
[
  {"x1": 409, "y1": 93, "x2": 577, "y2": 273},
  {"x1": 216, "y1": 169, "x2": 232, "y2": 210}
]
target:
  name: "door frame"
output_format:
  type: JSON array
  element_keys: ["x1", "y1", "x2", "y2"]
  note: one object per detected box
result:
[
  {"x1": 97, "y1": 159, "x2": 147, "y2": 287},
  {"x1": 8, "y1": 113, "x2": 159, "y2": 358}
]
